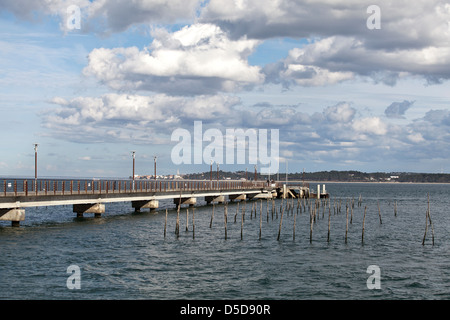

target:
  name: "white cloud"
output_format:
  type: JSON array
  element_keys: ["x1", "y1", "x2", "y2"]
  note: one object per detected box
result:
[
  {"x1": 42, "y1": 93, "x2": 241, "y2": 143},
  {"x1": 352, "y1": 117, "x2": 387, "y2": 136},
  {"x1": 83, "y1": 23, "x2": 264, "y2": 94}
]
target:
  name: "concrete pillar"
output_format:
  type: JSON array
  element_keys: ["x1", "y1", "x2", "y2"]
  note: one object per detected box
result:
[
  {"x1": 205, "y1": 195, "x2": 225, "y2": 204},
  {"x1": 73, "y1": 203, "x2": 105, "y2": 218},
  {"x1": 317, "y1": 184, "x2": 320, "y2": 199},
  {"x1": 174, "y1": 197, "x2": 197, "y2": 207},
  {"x1": 323, "y1": 184, "x2": 326, "y2": 194},
  {"x1": 0, "y1": 208, "x2": 25, "y2": 227},
  {"x1": 229, "y1": 194, "x2": 246, "y2": 201},
  {"x1": 132, "y1": 200, "x2": 159, "y2": 212}
]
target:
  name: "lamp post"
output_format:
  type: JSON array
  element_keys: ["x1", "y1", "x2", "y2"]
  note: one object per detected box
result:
[
  {"x1": 34, "y1": 143, "x2": 38, "y2": 191},
  {"x1": 154, "y1": 156, "x2": 157, "y2": 181},
  {"x1": 131, "y1": 151, "x2": 136, "y2": 190},
  {"x1": 210, "y1": 159, "x2": 213, "y2": 181},
  {"x1": 286, "y1": 160, "x2": 288, "y2": 185}
]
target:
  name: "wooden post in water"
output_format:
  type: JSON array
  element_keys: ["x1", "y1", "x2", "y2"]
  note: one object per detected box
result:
[
  {"x1": 272, "y1": 199, "x2": 275, "y2": 220},
  {"x1": 259, "y1": 202, "x2": 262, "y2": 240},
  {"x1": 394, "y1": 201, "x2": 397, "y2": 217},
  {"x1": 259, "y1": 199, "x2": 262, "y2": 219},
  {"x1": 422, "y1": 206, "x2": 429, "y2": 246},
  {"x1": 345, "y1": 205, "x2": 349, "y2": 244},
  {"x1": 428, "y1": 195, "x2": 435, "y2": 246},
  {"x1": 164, "y1": 209, "x2": 168, "y2": 238},
  {"x1": 361, "y1": 206, "x2": 367, "y2": 244},
  {"x1": 241, "y1": 210, "x2": 244, "y2": 240},
  {"x1": 423, "y1": 193, "x2": 435, "y2": 246},
  {"x1": 309, "y1": 208, "x2": 313, "y2": 244},
  {"x1": 192, "y1": 208, "x2": 195, "y2": 239},
  {"x1": 175, "y1": 205, "x2": 180, "y2": 238},
  {"x1": 209, "y1": 203, "x2": 215, "y2": 228},
  {"x1": 350, "y1": 202, "x2": 353, "y2": 224},
  {"x1": 377, "y1": 201, "x2": 382, "y2": 224},
  {"x1": 327, "y1": 206, "x2": 331, "y2": 243},
  {"x1": 293, "y1": 204, "x2": 297, "y2": 241},
  {"x1": 186, "y1": 209, "x2": 189, "y2": 231},
  {"x1": 224, "y1": 204, "x2": 228, "y2": 240},
  {"x1": 277, "y1": 206, "x2": 285, "y2": 241}
]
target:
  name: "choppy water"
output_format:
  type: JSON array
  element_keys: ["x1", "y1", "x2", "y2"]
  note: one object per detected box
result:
[{"x1": 1, "y1": 182, "x2": 450, "y2": 300}]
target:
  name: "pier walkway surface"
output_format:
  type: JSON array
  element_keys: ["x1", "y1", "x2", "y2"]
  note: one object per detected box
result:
[{"x1": 0, "y1": 178, "x2": 325, "y2": 227}]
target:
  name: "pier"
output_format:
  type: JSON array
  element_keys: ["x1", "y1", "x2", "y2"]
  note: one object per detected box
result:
[{"x1": 0, "y1": 178, "x2": 328, "y2": 226}]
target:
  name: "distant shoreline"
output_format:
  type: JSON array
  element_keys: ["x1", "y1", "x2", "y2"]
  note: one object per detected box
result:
[{"x1": 297, "y1": 180, "x2": 450, "y2": 185}]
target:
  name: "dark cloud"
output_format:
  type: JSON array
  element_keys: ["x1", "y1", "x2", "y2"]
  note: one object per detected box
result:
[{"x1": 385, "y1": 100, "x2": 414, "y2": 119}]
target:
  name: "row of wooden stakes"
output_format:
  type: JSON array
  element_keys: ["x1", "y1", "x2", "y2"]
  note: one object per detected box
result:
[{"x1": 162, "y1": 193, "x2": 435, "y2": 245}]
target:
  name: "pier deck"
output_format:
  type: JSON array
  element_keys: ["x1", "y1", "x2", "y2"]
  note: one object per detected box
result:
[{"x1": 0, "y1": 179, "x2": 328, "y2": 226}]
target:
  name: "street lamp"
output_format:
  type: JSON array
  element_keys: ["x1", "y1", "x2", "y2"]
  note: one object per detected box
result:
[
  {"x1": 210, "y1": 159, "x2": 213, "y2": 181},
  {"x1": 131, "y1": 151, "x2": 136, "y2": 190},
  {"x1": 33, "y1": 143, "x2": 38, "y2": 190},
  {"x1": 154, "y1": 156, "x2": 157, "y2": 181}
]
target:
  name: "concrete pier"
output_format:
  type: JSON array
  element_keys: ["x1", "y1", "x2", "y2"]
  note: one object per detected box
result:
[
  {"x1": 0, "y1": 178, "x2": 328, "y2": 226},
  {"x1": 132, "y1": 200, "x2": 159, "y2": 212},
  {"x1": 73, "y1": 203, "x2": 105, "y2": 218},
  {"x1": 229, "y1": 194, "x2": 246, "y2": 201},
  {"x1": 205, "y1": 195, "x2": 225, "y2": 204},
  {"x1": 174, "y1": 197, "x2": 197, "y2": 207},
  {"x1": 0, "y1": 208, "x2": 25, "y2": 227}
]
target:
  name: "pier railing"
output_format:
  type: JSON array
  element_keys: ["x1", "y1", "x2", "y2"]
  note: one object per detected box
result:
[{"x1": 0, "y1": 179, "x2": 275, "y2": 197}]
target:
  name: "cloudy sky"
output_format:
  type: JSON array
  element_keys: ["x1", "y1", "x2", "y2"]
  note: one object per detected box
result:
[{"x1": 1, "y1": 0, "x2": 450, "y2": 178}]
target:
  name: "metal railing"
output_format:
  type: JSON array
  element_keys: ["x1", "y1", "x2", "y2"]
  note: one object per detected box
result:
[{"x1": 0, "y1": 179, "x2": 274, "y2": 197}]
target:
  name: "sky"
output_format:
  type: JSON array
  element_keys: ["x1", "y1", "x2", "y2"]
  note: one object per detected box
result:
[{"x1": 1, "y1": 0, "x2": 450, "y2": 178}]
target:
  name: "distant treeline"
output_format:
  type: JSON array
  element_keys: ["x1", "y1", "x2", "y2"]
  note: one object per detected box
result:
[{"x1": 183, "y1": 170, "x2": 450, "y2": 183}]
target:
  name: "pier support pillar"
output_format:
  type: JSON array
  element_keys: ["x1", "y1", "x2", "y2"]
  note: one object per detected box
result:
[
  {"x1": 132, "y1": 200, "x2": 159, "y2": 212},
  {"x1": 229, "y1": 194, "x2": 247, "y2": 202},
  {"x1": 73, "y1": 203, "x2": 105, "y2": 218},
  {"x1": 174, "y1": 197, "x2": 196, "y2": 207},
  {"x1": 205, "y1": 195, "x2": 225, "y2": 204},
  {"x1": 0, "y1": 208, "x2": 25, "y2": 227}
]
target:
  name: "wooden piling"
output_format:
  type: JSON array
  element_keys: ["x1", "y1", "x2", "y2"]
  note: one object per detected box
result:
[
  {"x1": 428, "y1": 195, "x2": 435, "y2": 246},
  {"x1": 259, "y1": 201, "x2": 262, "y2": 240},
  {"x1": 186, "y1": 208, "x2": 189, "y2": 231},
  {"x1": 422, "y1": 207, "x2": 429, "y2": 246},
  {"x1": 362, "y1": 206, "x2": 367, "y2": 244},
  {"x1": 293, "y1": 204, "x2": 297, "y2": 241},
  {"x1": 192, "y1": 208, "x2": 195, "y2": 239},
  {"x1": 175, "y1": 205, "x2": 180, "y2": 237},
  {"x1": 209, "y1": 203, "x2": 214, "y2": 228},
  {"x1": 394, "y1": 201, "x2": 397, "y2": 217},
  {"x1": 350, "y1": 202, "x2": 353, "y2": 224},
  {"x1": 164, "y1": 209, "x2": 168, "y2": 238},
  {"x1": 345, "y1": 205, "x2": 349, "y2": 244},
  {"x1": 423, "y1": 193, "x2": 434, "y2": 246},
  {"x1": 241, "y1": 210, "x2": 244, "y2": 240},
  {"x1": 277, "y1": 206, "x2": 285, "y2": 241},
  {"x1": 327, "y1": 206, "x2": 331, "y2": 243},
  {"x1": 224, "y1": 204, "x2": 228, "y2": 240},
  {"x1": 377, "y1": 201, "x2": 382, "y2": 224}
]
